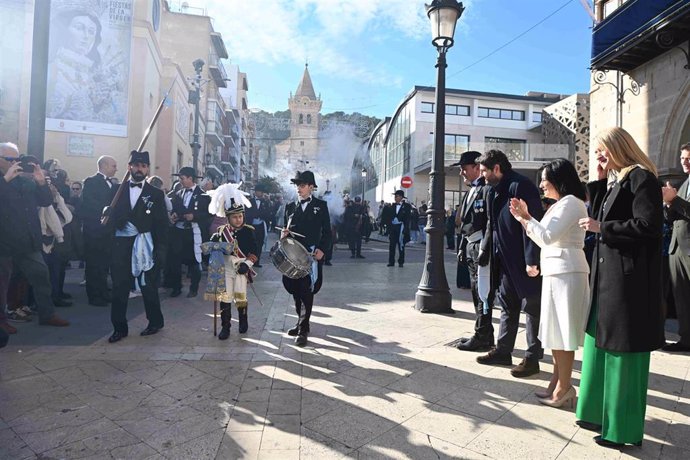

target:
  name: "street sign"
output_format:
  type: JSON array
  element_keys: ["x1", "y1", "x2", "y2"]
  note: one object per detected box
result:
[{"x1": 401, "y1": 176, "x2": 413, "y2": 188}]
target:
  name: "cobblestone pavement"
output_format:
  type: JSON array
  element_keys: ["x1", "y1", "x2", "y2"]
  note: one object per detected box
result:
[{"x1": 1, "y1": 236, "x2": 689, "y2": 459}]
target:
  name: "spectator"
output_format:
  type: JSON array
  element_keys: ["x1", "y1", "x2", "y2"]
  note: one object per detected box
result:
[
  {"x1": 576, "y1": 127, "x2": 664, "y2": 448},
  {"x1": 509, "y1": 158, "x2": 589, "y2": 408},
  {"x1": 0, "y1": 143, "x2": 69, "y2": 329}
]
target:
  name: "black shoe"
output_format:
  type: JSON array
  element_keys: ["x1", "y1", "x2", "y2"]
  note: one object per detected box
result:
[
  {"x1": 356, "y1": 255, "x2": 365, "y2": 259},
  {"x1": 89, "y1": 298, "x2": 109, "y2": 307},
  {"x1": 510, "y1": 358, "x2": 540, "y2": 378},
  {"x1": 398, "y1": 263, "x2": 404, "y2": 267},
  {"x1": 295, "y1": 334, "x2": 308, "y2": 346},
  {"x1": 324, "y1": 261, "x2": 332, "y2": 266},
  {"x1": 218, "y1": 326, "x2": 230, "y2": 340},
  {"x1": 140, "y1": 325, "x2": 161, "y2": 336},
  {"x1": 52, "y1": 297, "x2": 73, "y2": 307},
  {"x1": 186, "y1": 290, "x2": 198, "y2": 298},
  {"x1": 350, "y1": 255, "x2": 356, "y2": 258},
  {"x1": 456, "y1": 337, "x2": 493, "y2": 352},
  {"x1": 59, "y1": 292, "x2": 72, "y2": 299},
  {"x1": 287, "y1": 327, "x2": 299, "y2": 337},
  {"x1": 576, "y1": 420, "x2": 602, "y2": 432},
  {"x1": 477, "y1": 349, "x2": 512, "y2": 366},
  {"x1": 108, "y1": 331, "x2": 127, "y2": 343},
  {"x1": 661, "y1": 342, "x2": 690, "y2": 352},
  {"x1": 387, "y1": 263, "x2": 395, "y2": 267},
  {"x1": 254, "y1": 263, "x2": 263, "y2": 268},
  {"x1": 170, "y1": 289, "x2": 182, "y2": 298},
  {"x1": 594, "y1": 435, "x2": 642, "y2": 448}
]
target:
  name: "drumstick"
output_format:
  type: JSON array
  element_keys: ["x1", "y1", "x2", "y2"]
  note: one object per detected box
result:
[{"x1": 274, "y1": 226, "x2": 305, "y2": 239}]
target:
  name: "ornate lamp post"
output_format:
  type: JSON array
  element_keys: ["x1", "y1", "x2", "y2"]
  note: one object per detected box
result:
[
  {"x1": 415, "y1": 0, "x2": 464, "y2": 314},
  {"x1": 190, "y1": 58, "x2": 205, "y2": 173},
  {"x1": 361, "y1": 167, "x2": 367, "y2": 199}
]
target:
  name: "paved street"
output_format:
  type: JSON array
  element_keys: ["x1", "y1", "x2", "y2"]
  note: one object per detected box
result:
[{"x1": 1, "y1": 236, "x2": 689, "y2": 459}]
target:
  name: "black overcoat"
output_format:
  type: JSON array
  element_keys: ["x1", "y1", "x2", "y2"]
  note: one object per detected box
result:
[
  {"x1": 588, "y1": 167, "x2": 665, "y2": 352},
  {"x1": 284, "y1": 197, "x2": 332, "y2": 252}
]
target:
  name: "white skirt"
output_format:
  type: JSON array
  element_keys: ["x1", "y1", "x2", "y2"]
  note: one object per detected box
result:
[{"x1": 539, "y1": 272, "x2": 590, "y2": 351}]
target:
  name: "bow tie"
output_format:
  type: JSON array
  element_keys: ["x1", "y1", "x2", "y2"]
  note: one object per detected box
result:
[
  {"x1": 130, "y1": 182, "x2": 143, "y2": 188},
  {"x1": 300, "y1": 198, "x2": 311, "y2": 205}
]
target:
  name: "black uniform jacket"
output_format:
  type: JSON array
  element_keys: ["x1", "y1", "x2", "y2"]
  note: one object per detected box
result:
[
  {"x1": 110, "y1": 181, "x2": 169, "y2": 262},
  {"x1": 81, "y1": 173, "x2": 116, "y2": 237},
  {"x1": 381, "y1": 201, "x2": 412, "y2": 242},
  {"x1": 171, "y1": 185, "x2": 211, "y2": 228},
  {"x1": 459, "y1": 177, "x2": 490, "y2": 236},
  {"x1": 212, "y1": 224, "x2": 258, "y2": 263},
  {"x1": 245, "y1": 197, "x2": 273, "y2": 224},
  {"x1": 588, "y1": 167, "x2": 665, "y2": 352},
  {"x1": 284, "y1": 196, "x2": 332, "y2": 252}
]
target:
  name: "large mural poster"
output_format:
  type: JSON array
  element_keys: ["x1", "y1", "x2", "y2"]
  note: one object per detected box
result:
[
  {"x1": 46, "y1": 0, "x2": 133, "y2": 137},
  {"x1": 0, "y1": 0, "x2": 27, "y2": 144}
]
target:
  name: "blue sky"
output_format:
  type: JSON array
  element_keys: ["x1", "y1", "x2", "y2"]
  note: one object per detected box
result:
[{"x1": 202, "y1": 0, "x2": 594, "y2": 119}]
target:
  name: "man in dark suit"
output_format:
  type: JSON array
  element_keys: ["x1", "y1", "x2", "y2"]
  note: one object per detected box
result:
[
  {"x1": 107, "y1": 151, "x2": 168, "y2": 343},
  {"x1": 452, "y1": 151, "x2": 495, "y2": 352},
  {"x1": 281, "y1": 171, "x2": 331, "y2": 346},
  {"x1": 81, "y1": 155, "x2": 117, "y2": 306},
  {"x1": 344, "y1": 196, "x2": 366, "y2": 258},
  {"x1": 662, "y1": 143, "x2": 690, "y2": 352},
  {"x1": 382, "y1": 190, "x2": 412, "y2": 267},
  {"x1": 476, "y1": 150, "x2": 544, "y2": 378},
  {"x1": 245, "y1": 184, "x2": 272, "y2": 267},
  {"x1": 168, "y1": 167, "x2": 210, "y2": 298}
]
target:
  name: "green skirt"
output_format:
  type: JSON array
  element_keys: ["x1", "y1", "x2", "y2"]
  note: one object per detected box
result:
[{"x1": 576, "y1": 299, "x2": 650, "y2": 444}]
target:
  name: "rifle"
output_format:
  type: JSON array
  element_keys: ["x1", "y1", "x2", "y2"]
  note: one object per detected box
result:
[{"x1": 101, "y1": 78, "x2": 177, "y2": 225}]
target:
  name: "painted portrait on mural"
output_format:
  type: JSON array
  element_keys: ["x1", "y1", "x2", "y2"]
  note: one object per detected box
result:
[{"x1": 46, "y1": 0, "x2": 133, "y2": 137}]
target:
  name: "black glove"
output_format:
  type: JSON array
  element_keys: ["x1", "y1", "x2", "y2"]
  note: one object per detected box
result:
[
  {"x1": 477, "y1": 249, "x2": 490, "y2": 267},
  {"x1": 237, "y1": 262, "x2": 249, "y2": 275}
]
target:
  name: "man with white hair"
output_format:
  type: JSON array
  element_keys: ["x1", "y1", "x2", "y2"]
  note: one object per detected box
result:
[{"x1": 81, "y1": 155, "x2": 117, "y2": 306}]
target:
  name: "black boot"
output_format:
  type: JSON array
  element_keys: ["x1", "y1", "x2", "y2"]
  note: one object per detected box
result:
[
  {"x1": 238, "y1": 307, "x2": 248, "y2": 334},
  {"x1": 218, "y1": 307, "x2": 231, "y2": 340}
]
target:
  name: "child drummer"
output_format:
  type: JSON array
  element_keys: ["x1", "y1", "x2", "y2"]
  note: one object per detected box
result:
[{"x1": 204, "y1": 183, "x2": 258, "y2": 339}]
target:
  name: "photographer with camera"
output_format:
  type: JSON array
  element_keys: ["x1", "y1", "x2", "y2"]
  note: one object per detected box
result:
[{"x1": 0, "y1": 143, "x2": 70, "y2": 333}]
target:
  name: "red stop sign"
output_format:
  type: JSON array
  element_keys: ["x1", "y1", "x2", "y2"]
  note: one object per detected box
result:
[{"x1": 401, "y1": 176, "x2": 413, "y2": 188}]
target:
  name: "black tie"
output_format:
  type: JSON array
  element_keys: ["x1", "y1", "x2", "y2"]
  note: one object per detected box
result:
[
  {"x1": 300, "y1": 198, "x2": 311, "y2": 204},
  {"x1": 130, "y1": 182, "x2": 142, "y2": 188}
]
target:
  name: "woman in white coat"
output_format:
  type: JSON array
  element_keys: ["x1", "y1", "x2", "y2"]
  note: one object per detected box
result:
[{"x1": 510, "y1": 158, "x2": 590, "y2": 408}]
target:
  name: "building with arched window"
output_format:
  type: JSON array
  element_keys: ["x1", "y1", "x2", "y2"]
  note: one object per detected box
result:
[{"x1": 275, "y1": 64, "x2": 322, "y2": 165}]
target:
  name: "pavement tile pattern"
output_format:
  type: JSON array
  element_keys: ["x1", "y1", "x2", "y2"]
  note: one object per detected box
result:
[{"x1": 1, "y1": 238, "x2": 689, "y2": 459}]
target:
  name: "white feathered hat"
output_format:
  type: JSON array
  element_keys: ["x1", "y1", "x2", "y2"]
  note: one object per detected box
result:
[{"x1": 207, "y1": 182, "x2": 252, "y2": 217}]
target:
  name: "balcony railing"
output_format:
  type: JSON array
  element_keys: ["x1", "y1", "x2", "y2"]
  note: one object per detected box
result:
[
  {"x1": 205, "y1": 100, "x2": 225, "y2": 147},
  {"x1": 208, "y1": 53, "x2": 228, "y2": 88}
]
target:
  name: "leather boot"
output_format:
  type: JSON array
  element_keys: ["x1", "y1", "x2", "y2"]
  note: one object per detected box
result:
[
  {"x1": 238, "y1": 307, "x2": 248, "y2": 334},
  {"x1": 218, "y1": 307, "x2": 231, "y2": 340}
]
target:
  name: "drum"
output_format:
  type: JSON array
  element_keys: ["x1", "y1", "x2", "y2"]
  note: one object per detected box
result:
[{"x1": 269, "y1": 238, "x2": 313, "y2": 279}]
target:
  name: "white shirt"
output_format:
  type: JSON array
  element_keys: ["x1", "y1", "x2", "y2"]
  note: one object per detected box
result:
[
  {"x1": 182, "y1": 187, "x2": 194, "y2": 207},
  {"x1": 129, "y1": 181, "x2": 144, "y2": 209},
  {"x1": 300, "y1": 195, "x2": 312, "y2": 211},
  {"x1": 392, "y1": 203, "x2": 402, "y2": 225}
]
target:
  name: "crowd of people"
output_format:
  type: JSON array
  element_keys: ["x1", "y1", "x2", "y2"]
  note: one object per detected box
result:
[{"x1": 1, "y1": 125, "x2": 689, "y2": 449}]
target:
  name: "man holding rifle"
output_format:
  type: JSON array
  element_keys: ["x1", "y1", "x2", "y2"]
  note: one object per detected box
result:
[{"x1": 106, "y1": 151, "x2": 168, "y2": 343}]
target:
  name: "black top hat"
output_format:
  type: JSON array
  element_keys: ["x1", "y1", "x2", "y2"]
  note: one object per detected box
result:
[
  {"x1": 449, "y1": 150, "x2": 481, "y2": 167},
  {"x1": 393, "y1": 190, "x2": 405, "y2": 197},
  {"x1": 128, "y1": 150, "x2": 150, "y2": 165},
  {"x1": 290, "y1": 170, "x2": 318, "y2": 189},
  {"x1": 173, "y1": 166, "x2": 202, "y2": 179}
]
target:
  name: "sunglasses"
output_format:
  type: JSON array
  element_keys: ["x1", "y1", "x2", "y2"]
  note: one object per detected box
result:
[{"x1": 1, "y1": 156, "x2": 19, "y2": 162}]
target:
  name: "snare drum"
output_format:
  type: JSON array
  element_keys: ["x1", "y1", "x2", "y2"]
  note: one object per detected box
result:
[{"x1": 269, "y1": 238, "x2": 313, "y2": 279}]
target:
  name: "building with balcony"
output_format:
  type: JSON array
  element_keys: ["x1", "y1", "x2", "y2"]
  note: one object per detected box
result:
[
  {"x1": 589, "y1": 0, "x2": 690, "y2": 178},
  {"x1": 360, "y1": 86, "x2": 575, "y2": 208}
]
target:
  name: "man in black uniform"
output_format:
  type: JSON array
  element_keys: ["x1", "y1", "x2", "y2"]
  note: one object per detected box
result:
[
  {"x1": 344, "y1": 196, "x2": 365, "y2": 258},
  {"x1": 169, "y1": 167, "x2": 210, "y2": 298},
  {"x1": 382, "y1": 190, "x2": 412, "y2": 267},
  {"x1": 81, "y1": 155, "x2": 117, "y2": 306},
  {"x1": 451, "y1": 151, "x2": 495, "y2": 351},
  {"x1": 245, "y1": 184, "x2": 272, "y2": 267},
  {"x1": 107, "y1": 151, "x2": 168, "y2": 343},
  {"x1": 281, "y1": 171, "x2": 331, "y2": 346}
]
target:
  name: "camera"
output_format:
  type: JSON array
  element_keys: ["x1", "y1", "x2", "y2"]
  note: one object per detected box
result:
[{"x1": 18, "y1": 159, "x2": 35, "y2": 173}]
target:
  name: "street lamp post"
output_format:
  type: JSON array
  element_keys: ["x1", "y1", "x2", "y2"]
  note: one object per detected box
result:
[
  {"x1": 361, "y1": 167, "x2": 367, "y2": 200},
  {"x1": 415, "y1": 0, "x2": 464, "y2": 314},
  {"x1": 190, "y1": 58, "x2": 205, "y2": 174}
]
